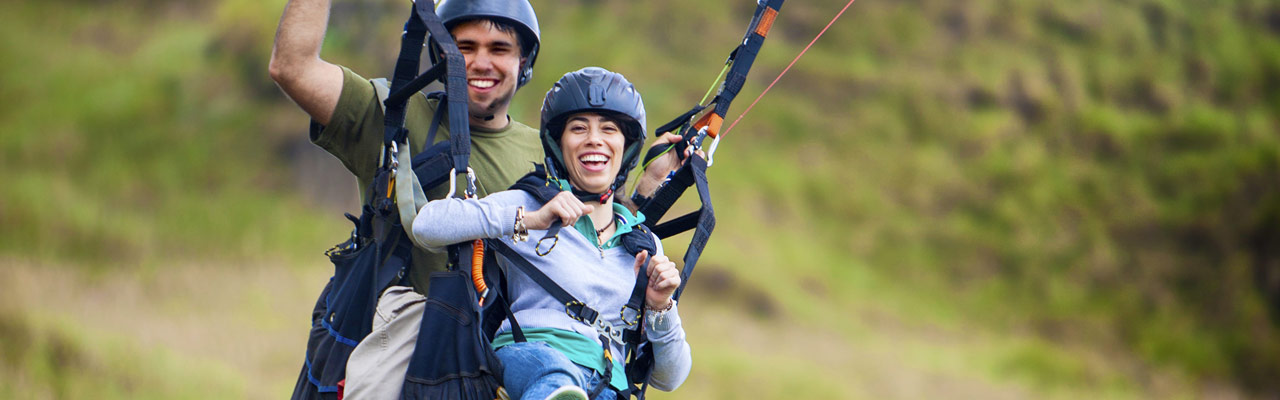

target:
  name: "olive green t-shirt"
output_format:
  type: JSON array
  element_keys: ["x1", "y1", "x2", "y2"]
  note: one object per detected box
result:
[{"x1": 310, "y1": 66, "x2": 543, "y2": 295}]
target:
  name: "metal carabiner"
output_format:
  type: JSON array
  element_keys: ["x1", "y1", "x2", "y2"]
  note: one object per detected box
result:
[
  {"x1": 444, "y1": 168, "x2": 458, "y2": 199},
  {"x1": 388, "y1": 141, "x2": 400, "y2": 175},
  {"x1": 464, "y1": 167, "x2": 478, "y2": 199},
  {"x1": 705, "y1": 133, "x2": 721, "y2": 167},
  {"x1": 691, "y1": 125, "x2": 710, "y2": 150}
]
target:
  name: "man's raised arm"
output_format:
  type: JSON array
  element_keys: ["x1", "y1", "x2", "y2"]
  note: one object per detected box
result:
[{"x1": 268, "y1": 0, "x2": 345, "y2": 125}]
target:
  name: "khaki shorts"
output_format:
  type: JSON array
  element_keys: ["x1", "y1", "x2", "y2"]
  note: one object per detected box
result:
[{"x1": 343, "y1": 286, "x2": 425, "y2": 400}]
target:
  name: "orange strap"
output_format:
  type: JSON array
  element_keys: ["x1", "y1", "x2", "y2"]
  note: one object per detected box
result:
[{"x1": 471, "y1": 239, "x2": 487, "y2": 302}]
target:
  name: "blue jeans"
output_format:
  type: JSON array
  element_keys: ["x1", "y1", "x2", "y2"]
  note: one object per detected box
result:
[{"x1": 496, "y1": 341, "x2": 618, "y2": 400}]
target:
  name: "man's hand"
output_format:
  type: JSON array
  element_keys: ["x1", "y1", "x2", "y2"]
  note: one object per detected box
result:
[
  {"x1": 269, "y1": 0, "x2": 344, "y2": 125},
  {"x1": 632, "y1": 133, "x2": 706, "y2": 201},
  {"x1": 525, "y1": 191, "x2": 593, "y2": 230},
  {"x1": 632, "y1": 250, "x2": 679, "y2": 310}
]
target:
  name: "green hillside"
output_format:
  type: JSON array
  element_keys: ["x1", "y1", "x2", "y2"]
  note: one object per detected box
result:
[{"x1": 2, "y1": 0, "x2": 1278, "y2": 398}]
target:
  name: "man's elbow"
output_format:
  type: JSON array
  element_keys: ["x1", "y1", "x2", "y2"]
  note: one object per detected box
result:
[{"x1": 267, "y1": 54, "x2": 293, "y2": 86}]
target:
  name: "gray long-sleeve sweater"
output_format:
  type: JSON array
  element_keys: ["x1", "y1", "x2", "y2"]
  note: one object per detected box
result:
[{"x1": 412, "y1": 189, "x2": 692, "y2": 391}]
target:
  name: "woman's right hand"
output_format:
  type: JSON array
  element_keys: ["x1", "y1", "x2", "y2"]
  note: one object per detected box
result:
[{"x1": 525, "y1": 191, "x2": 594, "y2": 230}]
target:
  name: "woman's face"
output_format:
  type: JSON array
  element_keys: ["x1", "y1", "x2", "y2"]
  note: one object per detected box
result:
[{"x1": 559, "y1": 112, "x2": 626, "y2": 195}]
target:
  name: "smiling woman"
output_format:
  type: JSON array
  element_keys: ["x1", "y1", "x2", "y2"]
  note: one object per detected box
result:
[
  {"x1": 411, "y1": 67, "x2": 691, "y2": 400},
  {"x1": 558, "y1": 113, "x2": 627, "y2": 194}
]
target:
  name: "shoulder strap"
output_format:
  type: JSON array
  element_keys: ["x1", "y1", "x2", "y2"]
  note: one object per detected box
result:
[
  {"x1": 486, "y1": 239, "x2": 601, "y2": 324},
  {"x1": 635, "y1": 155, "x2": 714, "y2": 302},
  {"x1": 509, "y1": 164, "x2": 562, "y2": 203},
  {"x1": 371, "y1": 78, "x2": 391, "y2": 113}
]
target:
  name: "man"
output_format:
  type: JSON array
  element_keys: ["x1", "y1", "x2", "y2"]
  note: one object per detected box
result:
[{"x1": 269, "y1": 0, "x2": 687, "y2": 398}]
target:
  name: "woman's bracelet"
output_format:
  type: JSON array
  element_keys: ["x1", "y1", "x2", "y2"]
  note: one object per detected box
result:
[
  {"x1": 512, "y1": 206, "x2": 529, "y2": 242},
  {"x1": 645, "y1": 299, "x2": 676, "y2": 328},
  {"x1": 646, "y1": 299, "x2": 674, "y2": 313}
]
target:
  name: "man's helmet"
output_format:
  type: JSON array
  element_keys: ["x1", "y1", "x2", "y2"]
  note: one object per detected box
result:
[
  {"x1": 435, "y1": 0, "x2": 541, "y2": 88},
  {"x1": 540, "y1": 67, "x2": 647, "y2": 202}
]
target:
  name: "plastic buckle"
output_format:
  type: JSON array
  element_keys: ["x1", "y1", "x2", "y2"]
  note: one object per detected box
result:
[{"x1": 565, "y1": 300, "x2": 588, "y2": 323}]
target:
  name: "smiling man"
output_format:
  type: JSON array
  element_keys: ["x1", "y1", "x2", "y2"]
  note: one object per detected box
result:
[
  {"x1": 270, "y1": 1, "x2": 697, "y2": 398},
  {"x1": 270, "y1": 1, "x2": 544, "y2": 398}
]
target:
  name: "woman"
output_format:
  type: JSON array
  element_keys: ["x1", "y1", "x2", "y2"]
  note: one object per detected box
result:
[{"x1": 413, "y1": 67, "x2": 691, "y2": 400}]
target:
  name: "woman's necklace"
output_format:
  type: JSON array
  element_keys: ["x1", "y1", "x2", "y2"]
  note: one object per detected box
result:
[
  {"x1": 594, "y1": 215, "x2": 617, "y2": 258},
  {"x1": 595, "y1": 215, "x2": 617, "y2": 237}
]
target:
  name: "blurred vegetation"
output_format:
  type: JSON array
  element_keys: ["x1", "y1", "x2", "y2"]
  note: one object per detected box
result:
[{"x1": 2, "y1": 0, "x2": 1279, "y2": 398}]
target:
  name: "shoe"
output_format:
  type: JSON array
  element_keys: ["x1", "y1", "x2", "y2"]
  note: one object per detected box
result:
[{"x1": 543, "y1": 385, "x2": 589, "y2": 400}]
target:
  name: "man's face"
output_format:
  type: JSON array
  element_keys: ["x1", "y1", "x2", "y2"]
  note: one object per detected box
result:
[{"x1": 452, "y1": 20, "x2": 525, "y2": 120}]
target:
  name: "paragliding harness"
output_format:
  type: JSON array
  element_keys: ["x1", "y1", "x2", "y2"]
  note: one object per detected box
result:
[
  {"x1": 477, "y1": 165, "x2": 659, "y2": 399},
  {"x1": 479, "y1": 2, "x2": 792, "y2": 398},
  {"x1": 292, "y1": 0, "x2": 789, "y2": 398}
]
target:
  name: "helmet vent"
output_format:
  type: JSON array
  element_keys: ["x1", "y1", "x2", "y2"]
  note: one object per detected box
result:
[{"x1": 588, "y1": 82, "x2": 605, "y2": 107}]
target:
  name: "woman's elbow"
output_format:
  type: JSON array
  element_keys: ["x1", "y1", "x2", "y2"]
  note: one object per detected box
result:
[
  {"x1": 411, "y1": 208, "x2": 449, "y2": 248},
  {"x1": 650, "y1": 349, "x2": 692, "y2": 391}
]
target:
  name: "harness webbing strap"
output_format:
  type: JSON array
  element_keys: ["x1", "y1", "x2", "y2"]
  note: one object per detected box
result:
[
  {"x1": 382, "y1": 6, "x2": 425, "y2": 148},
  {"x1": 412, "y1": 1, "x2": 472, "y2": 174},
  {"x1": 722, "y1": 0, "x2": 858, "y2": 138},
  {"x1": 384, "y1": 62, "x2": 444, "y2": 107},
  {"x1": 487, "y1": 239, "x2": 601, "y2": 324},
  {"x1": 704, "y1": 0, "x2": 783, "y2": 138},
  {"x1": 381, "y1": 1, "x2": 472, "y2": 193}
]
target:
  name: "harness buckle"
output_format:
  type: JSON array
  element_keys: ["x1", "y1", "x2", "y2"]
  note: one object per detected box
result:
[
  {"x1": 566, "y1": 303, "x2": 626, "y2": 346},
  {"x1": 564, "y1": 300, "x2": 590, "y2": 323},
  {"x1": 595, "y1": 319, "x2": 625, "y2": 346}
]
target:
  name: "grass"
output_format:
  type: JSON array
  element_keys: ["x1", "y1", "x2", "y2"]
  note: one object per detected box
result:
[{"x1": 3, "y1": 0, "x2": 1280, "y2": 398}]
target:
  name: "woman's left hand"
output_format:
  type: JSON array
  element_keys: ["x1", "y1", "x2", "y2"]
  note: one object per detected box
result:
[{"x1": 633, "y1": 250, "x2": 680, "y2": 310}]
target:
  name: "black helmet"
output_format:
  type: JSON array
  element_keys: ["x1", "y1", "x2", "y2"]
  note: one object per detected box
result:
[
  {"x1": 435, "y1": 0, "x2": 541, "y2": 88},
  {"x1": 540, "y1": 67, "x2": 647, "y2": 203}
]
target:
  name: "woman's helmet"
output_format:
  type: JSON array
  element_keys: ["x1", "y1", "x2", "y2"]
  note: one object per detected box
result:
[
  {"x1": 540, "y1": 67, "x2": 647, "y2": 203},
  {"x1": 435, "y1": 0, "x2": 541, "y2": 87}
]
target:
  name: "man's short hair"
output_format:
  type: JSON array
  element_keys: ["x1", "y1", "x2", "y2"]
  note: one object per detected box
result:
[{"x1": 451, "y1": 17, "x2": 529, "y2": 58}]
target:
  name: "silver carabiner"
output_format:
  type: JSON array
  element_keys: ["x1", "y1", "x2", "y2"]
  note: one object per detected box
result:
[
  {"x1": 444, "y1": 168, "x2": 458, "y2": 199},
  {"x1": 388, "y1": 141, "x2": 400, "y2": 172},
  {"x1": 691, "y1": 126, "x2": 709, "y2": 150},
  {"x1": 705, "y1": 133, "x2": 721, "y2": 167},
  {"x1": 464, "y1": 167, "x2": 478, "y2": 199}
]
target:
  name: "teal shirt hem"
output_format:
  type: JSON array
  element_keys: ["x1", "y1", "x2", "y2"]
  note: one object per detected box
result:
[{"x1": 493, "y1": 328, "x2": 629, "y2": 391}]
